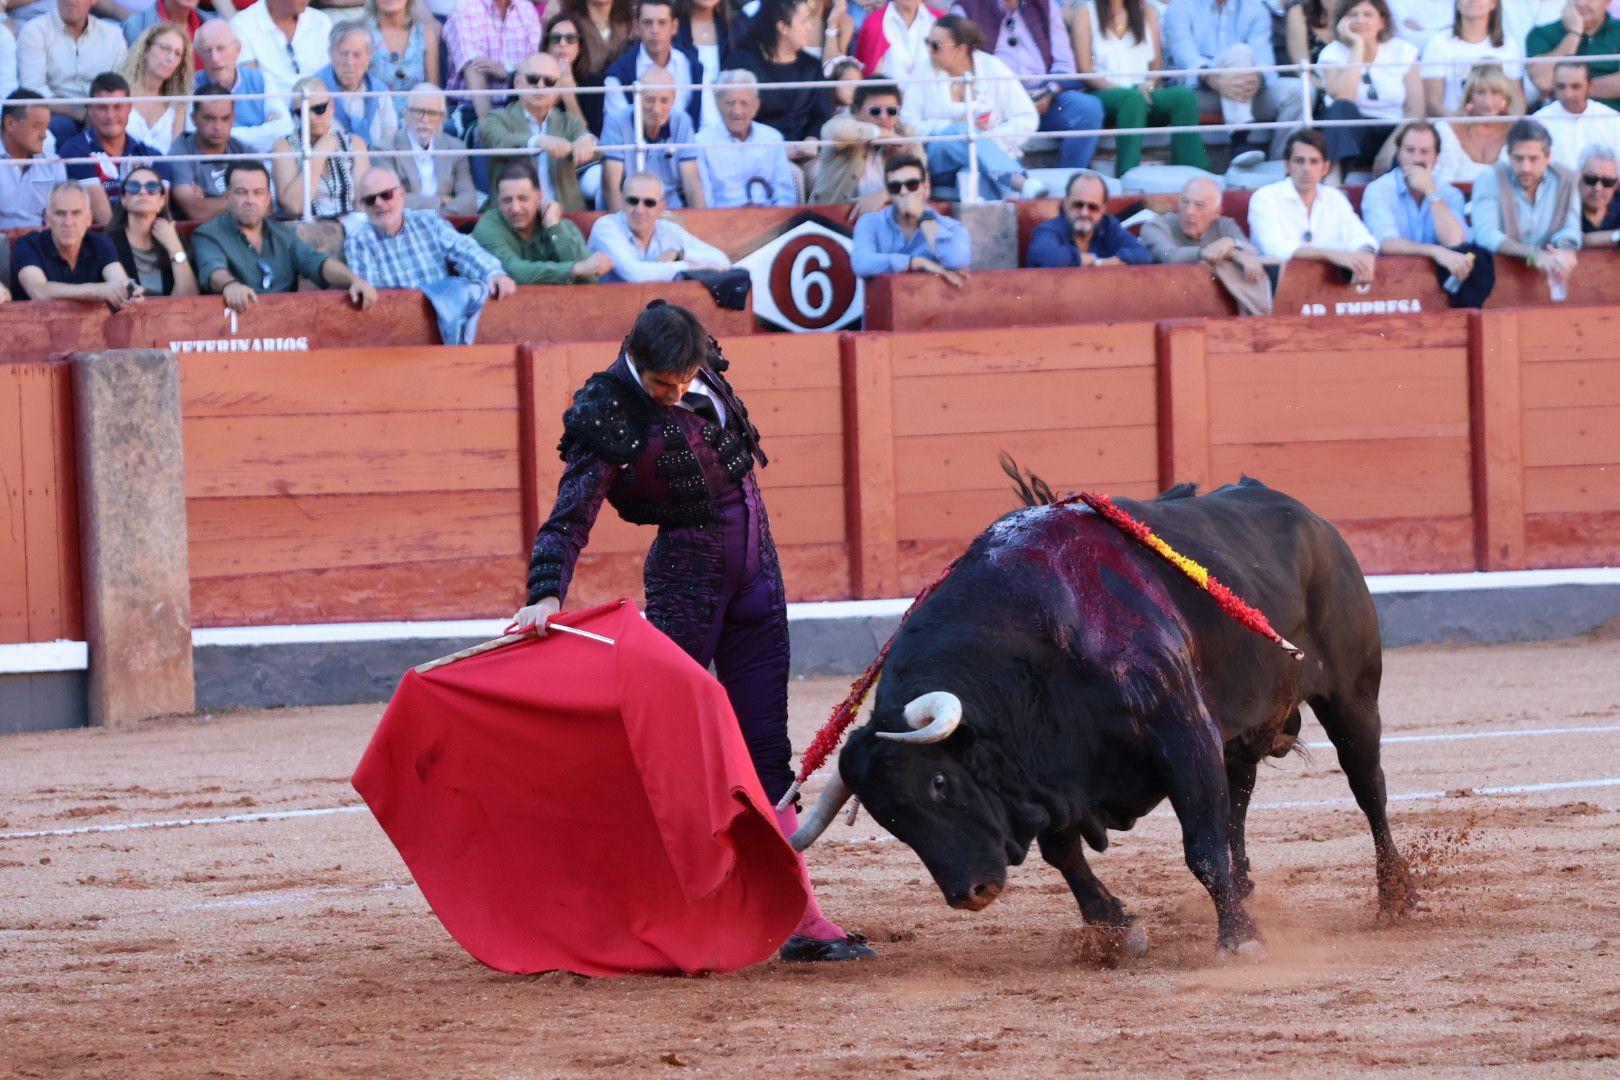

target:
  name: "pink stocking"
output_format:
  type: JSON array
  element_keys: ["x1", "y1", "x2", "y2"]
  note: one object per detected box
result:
[{"x1": 772, "y1": 806, "x2": 847, "y2": 940}]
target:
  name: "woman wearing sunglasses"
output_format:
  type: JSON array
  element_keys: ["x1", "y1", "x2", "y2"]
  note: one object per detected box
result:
[
  {"x1": 365, "y1": 0, "x2": 442, "y2": 119},
  {"x1": 1316, "y1": 0, "x2": 1421, "y2": 182},
  {"x1": 558, "y1": 0, "x2": 635, "y2": 81},
  {"x1": 272, "y1": 77, "x2": 373, "y2": 218},
  {"x1": 108, "y1": 167, "x2": 200, "y2": 298},
  {"x1": 545, "y1": 12, "x2": 601, "y2": 132}
]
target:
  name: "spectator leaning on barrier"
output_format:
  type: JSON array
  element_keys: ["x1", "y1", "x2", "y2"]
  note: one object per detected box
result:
[
  {"x1": 587, "y1": 168, "x2": 734, "y2": 280},
  {"x1": 124, "y1": 0, "x2": 215, "y2": 49},
  {"x1": 193, "y1": 160, "x2": 379, "y2": 312},
  {"x1": 685, "y1": 69, "x2": 798, "y2": 207},
  {"x1": 61, "y1": 72, "x2": 173, "y2": 228},
  {"x1": 854, "y1": 0, "x2": 942, "y2": 93},
  {"x1": 1577, "y1": 144, "x2": 1620, "y2": 244},
  {"x1": 192, "y1": 20, "x2": 295, "y2": 154},
  {"x1": 850, "y1": 152, "x2": 971, "y2": 284},
  {"x1": 480, "y1": 52, "x2": 597, "y2": 212},
  {"x1": 1027, "y1": 168, "x2": 1151, "y2": 266},
  {"x1": 600, "y1": 67, "x2": 700, "y2": 209},
  {"x1": 1249, "y1": 126, "x2": 1379, "y2": 284},
  {"x1": 375, "y1": 83, "x2": 479, "y2": 214},
  {"x1": 169, "y1": 84, "x2": 252, "y2": 221},
  {"x1": 272, "y1": 75, "x2": 370, "y2": 218},
  {"x1": 0, "y1": 90, "x2": 69, "y2": 230},
  {"x1": 231, "y1": 0, "x2": 334, "y2": 102},
  {"x1": 1141, "y1": 174, "x2": 1272, "y2": 314},
  {"x1": 107, "y1": 163, "x2": 201, "y2": 297},
  {"x1": 318, "y1": 20, "x2": 401, "y2": 148},
  {"x1": 17, "y1": 0, "x2": 129, "y2": 145},
  {"x1": 950, "y1": 0, "x2": 1107, "y2": 171},
  {"x1": 810, "y1": 78, "x2": 922, "y2": 211},
  {"x1": 1526, "y1": 0, "x2": 1620, "y2": 111},
  {"x1": 603, "y1": 0, "x2": 704, "y2": 127},
  {"x1": 1161, "y1": 0, "x2": 1304, "y2": 159},
  {"x1": 1534, "y1": 61, "x2": 1620, "y2": 172},
  {"x1": 11, "y1": 181, "x2": 137, "y2": 307},
  {"x1": 1471, "y1": 117, "x2": 1582, "y2": 292},
  {"x1": 473, "y1": 160, "x2": 616, "y2": 281},
  {"x1": 1360, "y1": 119, "x2": 1495, "y2": 306}
]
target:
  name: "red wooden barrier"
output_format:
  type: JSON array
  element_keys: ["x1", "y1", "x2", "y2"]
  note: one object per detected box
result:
[{"x1": 0, "y1": 361, "x2": 82, "y2": 644}]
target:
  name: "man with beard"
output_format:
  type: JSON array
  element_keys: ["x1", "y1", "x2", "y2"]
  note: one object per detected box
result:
[{"x1": 1026, "y1": 170, "x2": 1150, "y2": 268}]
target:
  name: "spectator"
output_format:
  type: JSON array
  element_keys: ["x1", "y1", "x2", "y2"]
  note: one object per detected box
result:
[
  {"x1": 1527, "y1": 0, "x2": 1620, "y2": 110},
  {"x1": 270, "y1": 75, "x2": 370, "y2": 217},
  {"x1": 168, "y1": 83, "x2": 249, "y2": 220},
  {"x1": 345, "y1": 166, "x2": 516, "y2": 342},
  {"x1": 810, "y1": 78, "x2": 922, "y2": 212},
  {"x1": 728, "y1": 0, "x2": 833, "y2": 157},
  {"x1": 1162, "y1": 0, "x2": 1305, "y2": 158},
  {"x1": 231, "y1": 0, "x2": 334, "y2": 102},
  {"x1": 192, "y1": 20, "x2": 294, "y2": 153},
  {"x1": 1249, "y1": 127, "x2": 1378, "y2": 283},
  {"x1": 685, "y1": 69, "x2": 797, "y2": 207},
  {"x1": 1503, "y1": 0, "x2": 1563, "y2": 67},
  {"x1": 480, "y1": 51, "x2": 597, "y2": 213},
  {"x1": 0, "y1": 90, "x2": 68, "y2": 230},
  {"x1": 1027, "y1": 169, "x2": 1151, "y2": 266},
  {"x1": 1072, "y1": 0, "x2": 1209, "y2": 175},
  {"x1": 1361, "y1": 119, "x2": 1494, "y2": 304},
  {"x1": 1471, "y1": 118, "x2": 1581, "y2": 292},
  {"x1": 61, "y1": 73, "x2": 171, "y2": 227},
  {"x1": 0, "y1": 25, "x2": 15, "y2": 102},
  {"x1": 904, "y1": 15, "x2": 1046, "y2": 199},
  {"x1": 1418, "y1": 0, "x2": 1523, "y2": 115},
  {"x1": 445, "y1": 0, "x2": 543, "y2": 117},
  {"x1": 124, "y1": 0, "x2": 214, "y2": 48},
  {"x1": 376, "y1": 83, "x2": 479, "y2": 213},
  {"x1": 318, "y1": 20, "x2": 400, "y2": 147},
  {"x1": 365, "y1": 0, "x2": 441, "y2": 119},
  {"x1": 854, "y1": 0, "x2": 940, "y2": 91},
  {"x1": 677, "y1": 0, "x2": 738, "y2": 132},
  {"x1": 1434, "y1": 62, "x2": 1513, "y2": 184},
  {"x1": 558, "y1": 0, "x2": 634, "y2": 81},
  {"x1": 1141, "y1": 174, "x2": 1272, "y2": 314},
  {"x1": 1284, "y1": 0, "x2": 1333, "y2": 68},
  {"x1": 11, "y1": 182, "x2": 139, "y2": 306},
  {"x1": 1316, "y1": 0, "x2": 1421, "y2": 178},
  {"x1": 850, "y1": 153, "x2": 971, "y2": 282},
  {"x1": 193, "y1": 160, "x2": 378, "y2": 311},
  {"x1": 1387, "y1": 0, "x2": 1451, "y2": 49},
  {"x1": 544, "y1": 12, "x2": 599, "y2": 133},
  {"x1": 603, "y1": 0, "x2": 703, "y2": 127},
  {"x1": 587, "y1": 169, "x2": 734, "y2": 281},
  {"x1": 829, "y1": 56, "x2": 865, "y2": 113},
  {"x1": 600, "y1": 67, "x2": 699, "y2": 209},
  {"x1": 106, "y1": 164, "x2": 200, "y2": 296},
  {"x1": 1577, "y1": 144, "x2": 1620, "y2": 245},
  {"x1": 949, "y1": 0, "x2": 1106, "y2": 173},
  {"x1": 17, "y1": 0, "x2": 128, "y2": 145},
  {"x1": 120, "y1": 24, "x2": 193, "y2": 153},
  {"x1": 1534, "y1": 61, "x2": 1620, "y2": 171},
  {"x1": 473, "y1": 160, "x2": 614, "y2": 281}
]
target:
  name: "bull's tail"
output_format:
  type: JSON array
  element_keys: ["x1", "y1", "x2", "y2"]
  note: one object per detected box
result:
[{"x1": 1001, "y1": 453, "x2": 1059, "y2": 507}]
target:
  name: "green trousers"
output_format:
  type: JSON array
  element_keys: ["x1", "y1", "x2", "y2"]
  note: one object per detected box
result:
[{"x1": 1093, "y1": 84, "x2": 1209, "y2": 176}]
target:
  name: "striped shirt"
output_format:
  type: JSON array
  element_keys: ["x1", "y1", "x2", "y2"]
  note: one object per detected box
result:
[
  {"x1": 343, "y1": 209, "x2": 504, "y2": 289},
  {"x1": 444, "y1": 0, "x2": 544, "y2": 91}
]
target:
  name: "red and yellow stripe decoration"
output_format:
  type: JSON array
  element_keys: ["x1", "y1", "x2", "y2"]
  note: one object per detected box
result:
[{"x1": 1075, "y1": 491, "x2": 1304, "y2": 659}]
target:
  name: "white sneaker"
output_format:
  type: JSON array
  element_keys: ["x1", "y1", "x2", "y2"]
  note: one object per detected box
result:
[{"x1": 1018, "y1": 175, "x2": 1049, "y2": 200}]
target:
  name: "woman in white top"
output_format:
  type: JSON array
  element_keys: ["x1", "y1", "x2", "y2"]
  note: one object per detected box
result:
[
  {"x1": 903, "y1": 13, "x2": 1045, "y2": 198},
  {"x1": 118, "y1": 24, "x2": 190, "y2": 154},
  {"x1": 1317, "y1": 0, "x2": 1422, "y2": 177},
  {"x1": 1071, "y1": 0, "x2": 1207, "y2": 174},
  {"x1": 1433, "y1": 61, "x2": 1514, "y2": 184},
  {"x1": 1419, "y1": 0, "x2": 1524, "y2": 115}
]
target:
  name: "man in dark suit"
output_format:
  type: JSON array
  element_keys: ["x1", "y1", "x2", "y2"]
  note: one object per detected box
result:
[{"x1": 374, "y1": 84, "x2": 479, "y2": 216}]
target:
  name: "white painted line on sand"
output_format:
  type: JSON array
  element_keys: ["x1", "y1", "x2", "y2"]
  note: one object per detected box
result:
[
  {"x1": 0, "y1": 804, "x2": 369, "y2": 841},
  {"x1": 0, "y1": 640, "x2": 88, "y2": 673},
  {"x1": 1303, "y1": 722, "x2": 1620, "y2": 750}
]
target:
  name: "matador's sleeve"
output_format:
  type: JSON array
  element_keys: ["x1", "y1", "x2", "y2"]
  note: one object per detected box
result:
[{"x1": 526, "y1": 444, "x2": 617, "y2": 605}]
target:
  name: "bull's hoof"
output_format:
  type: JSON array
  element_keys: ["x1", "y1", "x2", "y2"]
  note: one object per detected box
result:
[
  {"x1": 1123, "y1": 920, "x2": 1149, "y2": 958},
  {"x1": 1377, "y1": 863, "x2": 1422, "y2": 919},
  {"x1": 1064, "y1": 920, "x2": 1147, "y2": 967},
  {"x1": 1235, "y1": 875, "x2": 1256, "y2": 900},
  {"x1": 1216, "y1": 938, "x2": 1266, "y2": 964}
]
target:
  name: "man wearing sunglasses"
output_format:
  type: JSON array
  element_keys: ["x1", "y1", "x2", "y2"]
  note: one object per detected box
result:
[
  {"x1": 1576, "y1": 145, "x2": 1620, "y2": 246},
  {"x1": 588, "y1": 170, "x2": 732, "y2": 282},
  {"x1": 1026, "y1": 170, "x2": 1150, "y2": 269},
  {"x1": 374, "y1": 84, "x2": 480, "y2": 216},
  {"x1": 851, "y1": 153, "x2": 971, "y2": 286},
  {"x1": 811, "y1": 80, "x2": 923, "y2": 217},
  {"x1": 480, "y1": 52, "x2": 597, "y2": 213},
  {"x1": 685, "y1": 69, "x2": 796, "y2": 209},
  {"x1": 1533, "y1": 62, "x2": 1620, "y2": 173}
]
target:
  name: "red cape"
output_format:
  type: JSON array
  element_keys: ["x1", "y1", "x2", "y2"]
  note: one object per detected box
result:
[{"x1": 352, "y1": 599, "x2": 807, "y2": 976}]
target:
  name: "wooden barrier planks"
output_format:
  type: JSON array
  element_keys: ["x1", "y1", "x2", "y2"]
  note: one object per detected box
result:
[{"x1": 0, "y1": 361, "x2": 82, "y2": 644}]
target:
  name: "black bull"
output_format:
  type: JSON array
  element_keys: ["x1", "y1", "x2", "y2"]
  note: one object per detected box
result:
[{"x1": 791, "y1": 477, "x2": 1418, "y2": 957}]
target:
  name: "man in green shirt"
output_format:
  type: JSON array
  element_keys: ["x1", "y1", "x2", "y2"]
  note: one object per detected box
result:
[
  {"x1": 471, "y1": 162, "x2": 613, "y2": 285},
  {"x1": 1528, "y1": 0, "x2": 1620, "y2": 110},
  {"x1": 191, "y1": 161, "x2": 378, "y2": 314}
]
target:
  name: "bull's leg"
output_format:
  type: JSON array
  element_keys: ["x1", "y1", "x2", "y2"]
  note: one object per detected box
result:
[
  {"x1": 1309, "y1": 691, "x2": 1419, "y2": 916},
  {"x1": 1225, "y1": 757, "x2": 1259, "y2": 900},
  {"x1": 1038, "y1": 830, "x2": 1148, "y2": 957}
]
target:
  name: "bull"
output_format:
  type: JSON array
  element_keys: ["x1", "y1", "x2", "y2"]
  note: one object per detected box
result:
[{"x1": 792, "y1": 475, "x2": 1417, "y2": 958}]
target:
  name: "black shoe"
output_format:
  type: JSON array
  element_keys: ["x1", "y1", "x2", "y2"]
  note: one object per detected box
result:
[{"x1": 778, "y1": 932, "x2": 877, "y2": 962}]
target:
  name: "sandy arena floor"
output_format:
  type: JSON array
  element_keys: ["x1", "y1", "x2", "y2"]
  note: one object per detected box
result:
[{"x1": 2, "y1": 633, "x2": 1619, "y2": 1079}]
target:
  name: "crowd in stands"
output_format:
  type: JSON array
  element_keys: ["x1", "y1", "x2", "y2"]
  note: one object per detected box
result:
[{"x1": 0, "y1": 0, "x2": 1617, "y2": 318}]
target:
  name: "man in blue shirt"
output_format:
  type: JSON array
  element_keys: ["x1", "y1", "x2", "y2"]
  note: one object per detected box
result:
[
  {"x1": 59, "y1": 72, "x2": 172, "y2": 227},
  {"x1": 193, "y1": 20, "x2": 293, "y2": 154},
  {"x1": 1471, "y1": 118, "x2": 1582, "y2": 296},
  {"x1": 600, "y1": 67, "x2": 699, "y2": 211},
  {"x1": 851, "y1": 154, "x2": 972, "y2": 285},
  {"x1": 1360, "y1": 120, "x2": 1494, "y2": 307},
  {"x1": 684, "y1": 70, "x2": 797, "y2": 208},
  {"x1": 1027, "y1": 170, "x2": 1151, "y2": 267},
  {"x1": 1162, "y1": 0, "x2": 1304, "y2": 158}
]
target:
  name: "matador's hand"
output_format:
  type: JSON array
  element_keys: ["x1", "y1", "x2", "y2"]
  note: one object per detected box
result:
[{"x1": 511, "y1": 596, "x2": 561, "y2": 636}]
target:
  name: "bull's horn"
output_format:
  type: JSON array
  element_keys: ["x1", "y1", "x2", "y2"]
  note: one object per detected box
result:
[
  {"x1": 789, "y1": 773, "x2": 852, "y2": 851},
  {"x1": 877, "y1": 691, "x2": 963, "y2": 745}
]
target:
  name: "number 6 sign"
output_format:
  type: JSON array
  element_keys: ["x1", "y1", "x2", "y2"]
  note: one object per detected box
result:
[{"x1": 734, "y1": 213, "x2": 864, "y2": 333}]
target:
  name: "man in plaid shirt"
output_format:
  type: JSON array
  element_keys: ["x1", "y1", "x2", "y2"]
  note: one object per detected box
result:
[
  {"x1": 346, "y1": 166, "x2": 518, "y2": 342},
  {"x1": 445, "y1": 0, "x2": 545, "y2": 117}
]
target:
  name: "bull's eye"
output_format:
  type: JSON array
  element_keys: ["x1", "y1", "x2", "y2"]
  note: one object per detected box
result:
[{"x1": 929, "y1": 772, "x2": 948, "y2": 802}]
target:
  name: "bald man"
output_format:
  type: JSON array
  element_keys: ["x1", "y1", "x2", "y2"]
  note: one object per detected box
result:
[
  {"x1": 1140, "y1": 176, "x2": 1272, "y2": 316},
  {"x1": 375, "y1": 84, "x2": 479, "y2": 215},
  {"x1": 599, "y1": 66, "x2": 699, "y2": 211},
  {"x1": 479, "y1": 52, "x2": 597, "y2": 213}
]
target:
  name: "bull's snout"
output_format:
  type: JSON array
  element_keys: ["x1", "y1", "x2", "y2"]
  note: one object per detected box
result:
[{"x1": 947, "y1": 880, "x2": 1004, "y2": 911}]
